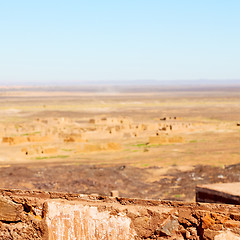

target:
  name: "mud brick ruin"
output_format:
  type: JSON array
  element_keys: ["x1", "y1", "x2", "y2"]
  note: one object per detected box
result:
[{"x1": 1, "y1": 188, "x2": 240, "y2": 239}]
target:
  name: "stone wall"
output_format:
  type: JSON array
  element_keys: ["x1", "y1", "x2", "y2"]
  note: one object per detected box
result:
[{"x1": 0, "y1": 189, "x2": 240, "y2": 239}]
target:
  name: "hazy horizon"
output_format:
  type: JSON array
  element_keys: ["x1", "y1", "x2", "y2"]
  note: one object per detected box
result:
[{"x1": 0, "y1": 79, "x2": 240, "y2": 88}]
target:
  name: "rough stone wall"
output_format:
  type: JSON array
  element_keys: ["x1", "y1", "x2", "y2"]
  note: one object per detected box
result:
[
  {"x1": 1, "y1": 189, "x2": 240, "y2": 239},
  {"x1": 0, "y1": 192, "x2": 47, "y2": 239}
]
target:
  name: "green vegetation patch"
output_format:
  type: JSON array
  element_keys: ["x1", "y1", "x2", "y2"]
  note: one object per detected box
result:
[
  {"x1": 132, "y1": 143, "x2": 161, "y2": 148},
  {"x1": 62, "y1": 149, "x2": 74, "y2": 152},
  {"x1": 35, "y1": 155, "x2": 69, "y2": 160},
  {"x1": 189, "y1": 140, "x2": 198, "y2": 143},
  {"x1": 21, "y1": 131, "x2": 41, "y2": 136},
  {"x1": 174, "y1": 194, "x2": 184, "y2": 198},
  {"x1": 134, "y1": 143, "x2": 148, "y2": 147}
]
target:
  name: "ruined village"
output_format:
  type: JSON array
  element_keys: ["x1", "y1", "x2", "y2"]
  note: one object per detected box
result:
[{"x1": 0, "y1": 87, "x2": 240, "y2": 239}]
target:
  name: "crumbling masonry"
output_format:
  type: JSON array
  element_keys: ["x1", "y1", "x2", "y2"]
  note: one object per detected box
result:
[{"x1": 0, "y1": 189, "x2": 240, "y2": 239}]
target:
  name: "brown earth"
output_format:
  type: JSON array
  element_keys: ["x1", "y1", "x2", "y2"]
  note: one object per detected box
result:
[
  {"x1": 0, "y1": 86, "x2": 239, "y2": 202},
  {"x1": 0, "y1": 162, "x2": 240, "y2": 202}
]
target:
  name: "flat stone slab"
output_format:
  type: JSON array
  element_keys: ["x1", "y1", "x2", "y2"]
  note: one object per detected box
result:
[{"x1": 196, "y1": 182, "x2": 240, "y2": 204}]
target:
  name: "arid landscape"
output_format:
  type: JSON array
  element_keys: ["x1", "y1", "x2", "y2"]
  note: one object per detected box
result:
[{"x1": 0, "y1": 85, "x2": 240, "y2": 202}]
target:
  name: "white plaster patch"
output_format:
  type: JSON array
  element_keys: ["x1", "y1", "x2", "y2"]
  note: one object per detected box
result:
[{"x1": 46, "y1": 200, "x2": 136, "y2": 240}]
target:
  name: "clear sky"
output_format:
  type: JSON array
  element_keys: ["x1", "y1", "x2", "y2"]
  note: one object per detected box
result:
[{"x1": 0, "y1": 0, "x2": 240, "y2": 85}]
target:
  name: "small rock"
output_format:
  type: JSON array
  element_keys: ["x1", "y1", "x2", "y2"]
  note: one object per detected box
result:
[
  {"x1": 185, "y1": 230, "x2": 191, "y2": 238},
  {"x1": 110, "y1": 190, "x2": 119, "y2": 197},
  {"x1": 158, "y1": 215, "x2": 179, "y2": 236},
  {"x1": 214, "y1": 230, "x2": 240, "y2": 240},
  {"x1": 90, "y1": 193, "x2": 99, "y2": 198},
  {"x1": 118, "y1": 165, "x2": 126, "y2": 170},
  {"x1": 188, "y1": 227, "x2": 198, "y2": 237},
  {"x1": 202, "y1": 214, "x2": 215, "y2": 229}
]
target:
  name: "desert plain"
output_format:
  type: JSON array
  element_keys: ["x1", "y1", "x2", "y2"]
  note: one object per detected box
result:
[{"x1": 0, "y1": 85, "x2": 239, "y2": 202}]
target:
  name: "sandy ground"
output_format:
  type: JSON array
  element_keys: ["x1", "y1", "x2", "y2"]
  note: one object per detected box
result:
[{"x1": 0, "y1": 86, "x2": 239, "y2": 201}]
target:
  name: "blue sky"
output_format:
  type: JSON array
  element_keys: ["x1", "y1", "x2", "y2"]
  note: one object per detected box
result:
[{"x1": 0, "y1": 0, "x2": 240, "y2": 85}]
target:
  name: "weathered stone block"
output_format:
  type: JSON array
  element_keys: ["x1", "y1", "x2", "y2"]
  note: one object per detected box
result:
[
  {"x1": 0, "y1": 197, "x2": 21, "y2": 222},
  {"x1": 196, "y1": 182, "x2": 240, "y2": 205}
]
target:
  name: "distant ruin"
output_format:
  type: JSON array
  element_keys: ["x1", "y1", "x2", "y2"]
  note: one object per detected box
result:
[
  {"x1": 149, "y1": 135, "x2": 185, "y2": 145},
  {"x1": 0, "y1": 88, "x2": 240, "y2": 239},
  {"x1": 0, "y1": 116, "x2": 196, "y2": 159}
]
